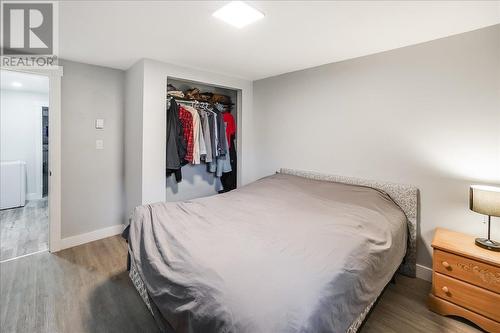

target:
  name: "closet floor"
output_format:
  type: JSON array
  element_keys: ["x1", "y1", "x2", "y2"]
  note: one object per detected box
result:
[{"x1": 0, "y1": 198, "x2": 48, "y2": 262}]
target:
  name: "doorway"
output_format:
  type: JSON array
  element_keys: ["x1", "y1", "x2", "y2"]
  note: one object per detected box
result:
[
  {"x1": 0, "y1": 70, "x2": 50, "y2": 262},
  {"x1": 42, "y1": 107, "x2": 49, "y2": 197}
]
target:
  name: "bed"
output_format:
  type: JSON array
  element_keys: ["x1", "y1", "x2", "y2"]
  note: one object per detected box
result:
[{"x1": 126, "y1": 169, "x2": 418, "y2": 333}]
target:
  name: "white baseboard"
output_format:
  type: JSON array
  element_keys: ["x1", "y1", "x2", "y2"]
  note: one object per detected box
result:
[
  {"x1": 416, "y1": 264, "x2": 432, "y2": 282},
  {"x1": 59, "y1": 224, "x2": 125, "y2": 251}
]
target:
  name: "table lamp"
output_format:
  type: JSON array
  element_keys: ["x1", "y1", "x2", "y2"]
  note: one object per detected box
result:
[{"x1": 470, "y1": 185, "x2": 500, "y2": 251}]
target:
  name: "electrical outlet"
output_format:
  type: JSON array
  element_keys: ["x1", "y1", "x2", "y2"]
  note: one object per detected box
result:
[
  {"x1": 96, "y1": 139, "x2": 104, "y2": 150},
  {"x1": 95, "y1": 119, "x2": 104, "y2": 129}
]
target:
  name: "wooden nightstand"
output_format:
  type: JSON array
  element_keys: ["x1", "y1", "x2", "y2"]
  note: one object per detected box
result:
[{"x1": 428, "y1": 228, "x2": 500, "y2": 332}]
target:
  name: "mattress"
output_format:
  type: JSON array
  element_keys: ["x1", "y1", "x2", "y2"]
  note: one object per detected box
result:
[{"x1": 127, "y1": 173, "x2": 408, "y2": 333}]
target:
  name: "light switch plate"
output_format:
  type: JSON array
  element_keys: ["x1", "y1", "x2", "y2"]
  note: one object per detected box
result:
[
  {"x1": 96, "y1": 139, "x2": 104, "y2": 150},
  {"x1": 95, "y1": 119, "x2": 104, "y2": 129}
]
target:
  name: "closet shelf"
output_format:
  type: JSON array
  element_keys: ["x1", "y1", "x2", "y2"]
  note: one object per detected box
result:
[{"x1": 167, "y1": 96, "x2": 234, "y2": 106}]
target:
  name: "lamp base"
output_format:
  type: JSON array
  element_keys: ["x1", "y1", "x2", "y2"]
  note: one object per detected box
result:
[{"x1": 475, "y1": 238, "x2": 500, "y2": 252}]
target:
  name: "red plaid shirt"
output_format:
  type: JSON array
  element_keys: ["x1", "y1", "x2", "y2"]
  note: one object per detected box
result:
[{"x1": 179, "y1": 106, "x2": 194, "y2": 163}]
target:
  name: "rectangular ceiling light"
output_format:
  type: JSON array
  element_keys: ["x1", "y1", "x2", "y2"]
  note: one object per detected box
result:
[{"x1": 213, "y1": 1, "x2": 264, "y2": 29}]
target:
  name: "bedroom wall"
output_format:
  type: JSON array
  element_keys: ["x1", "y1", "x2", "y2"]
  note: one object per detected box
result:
[
  {"x1": 0, "y1": 89, "x2": 48, "y2": 200},
  {"x1": 60, "y1": 59, "x2": 126, "y2": 238},
  {"x1": 252, "y1": 24, "x2": 500, "y2": 271},
  {"x1": 124, "y1": 60, "x2": 144, "y2": 217}
]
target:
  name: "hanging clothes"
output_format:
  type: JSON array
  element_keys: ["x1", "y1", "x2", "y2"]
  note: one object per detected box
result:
[
  {"x1": 215, "y1": 123, "x2": 232, "y2": 177},
  {"x1": 222, "y1": 112, "x2": 236, "y2": 149},
  {"x1": 166, "y1": 99, "x2": 186, "y2": 182},
  {"x1": 179, "y1": 105, "x2": 194, "y2": 163},
  {"x1": 166, "y1": 90, "x2": 237, "y2": 189},
  {"x1": 220, "y1": 135, "x2": 237, "y2": 192},
  {"x1": 197, "y1": 111, "x2": 207, "y2": 161},
  {"x1": 166, "y1": 100, "x2": 180, "y2": 169},
  {"x1": 183, "y1": 105, "x2": 201, "y2": 164},
  {"x1": 213, "y1": 109, "x2": 226, "y2": 157},
  {"x1": 207, "y1": 113, "x2": 217, "y2": 173},
  {"x1": 220, "y1": 112, "x2": 237, "y2": 192},
  {"x1": 209, "y1": 111, "x2": 218, "y2": 158},
  {"x1": 200, "y1": 110, "x2": 213, "y2": 163}
]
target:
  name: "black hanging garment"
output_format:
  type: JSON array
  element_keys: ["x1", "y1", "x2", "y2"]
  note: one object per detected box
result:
[
  {"x1": 166, "y1": 99, "x2": 186, "y2": 182},
  {"x1": 220, "y1": 136, "x2": 237, "y2": 192}
]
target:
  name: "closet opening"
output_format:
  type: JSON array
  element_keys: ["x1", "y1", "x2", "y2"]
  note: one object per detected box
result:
[{"x1": 166, "y1": 77, "x2": 240, "y2": 202}]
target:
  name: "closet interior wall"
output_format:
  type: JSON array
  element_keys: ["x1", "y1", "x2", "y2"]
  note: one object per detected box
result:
[{"x1": 166, "y1": 78, "x2": 238, "y2": 202}]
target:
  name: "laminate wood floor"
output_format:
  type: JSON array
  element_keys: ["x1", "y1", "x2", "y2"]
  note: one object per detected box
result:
[
  {"x1": 0, "y1": 236, "x2": 485, "y2": 333},
  {"x1": 0, "y1": 199, "x2": 48, "y2": 262}
]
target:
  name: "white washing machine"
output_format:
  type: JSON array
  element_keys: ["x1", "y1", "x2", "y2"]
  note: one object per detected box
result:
[{"x1": 0, "y1": 160, "x2": 26, "y2": 210}]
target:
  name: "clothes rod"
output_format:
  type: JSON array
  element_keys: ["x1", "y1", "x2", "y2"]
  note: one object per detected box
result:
[
  {"x1": 167, "y1": 97, "x2": 234, "y2": 107},
  {"x1": 167, "y1": 97, "x2": 211, "y2": 105}
]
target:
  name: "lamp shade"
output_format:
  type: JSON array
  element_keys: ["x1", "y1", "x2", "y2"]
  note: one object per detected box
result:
[{"x1": 469, "y1": 185, "x2": 500, "y2": 217}]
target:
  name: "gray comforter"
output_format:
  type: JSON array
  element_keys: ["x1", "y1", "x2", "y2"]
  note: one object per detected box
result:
[{"x1": 128, "y1": 173, "x2": 407, "y2": 333}]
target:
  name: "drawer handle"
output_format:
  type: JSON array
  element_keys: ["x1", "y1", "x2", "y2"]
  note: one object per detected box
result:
[
  {"x1": 441, "y1": 261, "x2": 451, "y2": 269},
  {"x1": 442, "y1": 286, "x2": 449, "y2": 294}
]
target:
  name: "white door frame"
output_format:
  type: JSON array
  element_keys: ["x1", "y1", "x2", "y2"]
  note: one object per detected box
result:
[{"x1": 2, "y1": 66, "x2": 63, "y2": 252}]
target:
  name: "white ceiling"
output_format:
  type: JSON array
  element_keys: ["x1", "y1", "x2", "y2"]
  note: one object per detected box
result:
[
  {"x1": 59, "y1": 1, "x2": 500, "y2": 80},
  {"x1": 1, "y1": 70, "x2": 49, "y2": 94}
]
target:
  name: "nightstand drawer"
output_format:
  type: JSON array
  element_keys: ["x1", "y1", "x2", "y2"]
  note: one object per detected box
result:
[
  {"x1": 433, "y1": 272, "x2": 500, "y2": 321},
  {"x1": 434, "y1": 249, "x2": 500, "y2": 293}
]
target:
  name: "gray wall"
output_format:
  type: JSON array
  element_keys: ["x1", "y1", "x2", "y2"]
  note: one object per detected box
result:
[
  {"x1": 61, "y1": 60, "x2": 125, "y2": 238},
  {"x1": 253, "y1": 25, "x2": 500, "y2": 269},
  {"x1": 124, "y1": 60, "x2": 144, "y2": 217}
]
